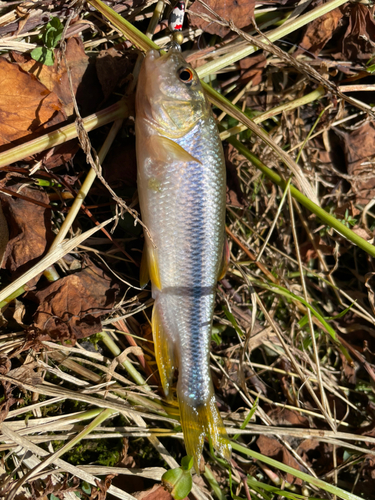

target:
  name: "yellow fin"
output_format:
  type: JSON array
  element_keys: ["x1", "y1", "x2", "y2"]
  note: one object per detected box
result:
[
  {"x1": 179, "y1": 390, "x2": 231, "y2": 473},
  {"x1": 152, "y1": 303, "x2": 176, "y2": 398},
  {"x1": 218, "y1": 237, "x2": 230, "y2": 281},
  {"x1": 153, "y1": 135, "x2": 202, "y2": 164},
  {"x1": 140, "y1": 244, "x2": 150, "y2": 289},
  {"x1": 141, "y1": 240, "x2": 162, "y2": 290}
]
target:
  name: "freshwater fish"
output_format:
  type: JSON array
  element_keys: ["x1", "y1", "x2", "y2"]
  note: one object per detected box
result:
[{"x1": 135, "y1": 46, "x2": 231, "y2": 469}]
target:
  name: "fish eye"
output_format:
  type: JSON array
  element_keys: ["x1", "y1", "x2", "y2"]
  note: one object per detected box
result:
[{"x1": 178, "y1": 67, "x2": 194, "y2": 84}]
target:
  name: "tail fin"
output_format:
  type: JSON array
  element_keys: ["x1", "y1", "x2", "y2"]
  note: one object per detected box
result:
[{"x1": 179, "y1": 389, "x2": 231, "y2": 472}]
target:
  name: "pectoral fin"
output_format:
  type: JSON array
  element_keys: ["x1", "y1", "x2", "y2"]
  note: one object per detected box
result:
[
  {"x1": 152, "y1": 302, "x2": 176, "y2": 398},
  {"x1": 140, "y1": 240, "x2": 162, "y2": 290},
  {"x1": 218, "y1": 237, "x2": 230, "y2": 281},
  {"x1": 151, "y1": 135, "x2": 202, "y2": 164}
]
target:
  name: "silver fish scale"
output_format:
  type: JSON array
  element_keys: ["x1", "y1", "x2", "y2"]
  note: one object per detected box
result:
[{"x1": 151, "y1": 115, "x2": 226, "y2": 405}]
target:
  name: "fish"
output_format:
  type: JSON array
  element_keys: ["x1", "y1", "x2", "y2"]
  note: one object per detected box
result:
[{"x1": 135, "y1": 46, "x2": 231, "y2": 469}]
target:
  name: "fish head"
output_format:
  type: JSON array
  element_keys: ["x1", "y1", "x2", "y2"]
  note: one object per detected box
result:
[{"x1": 136, "y1": 48, "x2": 208, "y2": 137}]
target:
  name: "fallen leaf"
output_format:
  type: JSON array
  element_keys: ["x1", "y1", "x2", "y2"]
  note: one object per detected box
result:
[
  {"x1": 365, "y1": 273, "x2": 375, "y2": 317},
  {"x1": 352, "y1": 226, "x2": 373, "y2": 241},
  {"x1": 296, "y1": 439, "x2": 331, "y2": 471},
  {"x1": 96, "y1": 48, "x2": 136, "y2": 101},
  {"x1": 134, "y1": 484, "x2": 177, "y2": 500},
  {"x1": 91, "y1": 474, "x2": 117, "y2": 500},
  {"x1": 189, "y1": 0, "x2": 254, "y2": 37},
  {"x1": 0, "y1": 57, "x2": 66, "y2": 147},
  {"x1": 335, "y1": 122, "x2": 375, "y2": 205},
  {"x1": 0, "y1": 176, "x2": 53, "y2": 273},
  {"x1": 297, "y1": 8, "x2": 343, "y2": 56},
  {"x1": 0, "y1": 202, "x2": 9, "y2": 268},
  {"x1": 15, "y1": 36, "x2": 100, "y2": 118},
  {"x1": 300, "y1": 235, "x2": 334, "y2": 262},
  {"x1": 341, "y1": 4, "x2": 375, "y2": 61},
  {"x1": 238, "y1": 53, "x2": 267, "y2": 86},
  {"x1": 102, "y1": 136, "x2": 137, "y2": 189},
  {"x1": 225, "y1": 144, "x2": 246, "y2": 208},
  {"x1": 0, "y1": 356, "x2": 22, "y2": 424},
  {"x1": 8, "y1": 360, "x2": 43, "y2": 386},
  {"x1": 30, "y1": 261, "x2": 119, "y2": 342},
  {"x1": 256, "y1": 435, "x2": 305, "y2": 485},
  {"x1": 267, "y1": 407, "x2": 310, "y2": 427}
]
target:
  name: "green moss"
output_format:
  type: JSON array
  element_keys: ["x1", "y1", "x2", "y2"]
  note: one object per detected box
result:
[{"x1": 59, "y1": 439, "x2": 122, "y2": 466}]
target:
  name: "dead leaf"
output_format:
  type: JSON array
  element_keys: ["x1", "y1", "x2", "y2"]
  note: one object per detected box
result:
[
  {"x1": 30, "y1": 261, "x2": 119, "y2": 342},
  {"x1": 0, "y1": 177, "x2": 52, "y2": 273},
  {"x1": 0, "y1": 57, "x2": 65, "y2": 147},
  {"x1": 256, "y1": 435, "x2": 304, "y2": 485},
  {"x1": 0, "y1": 357, "x2": 22, "y2": 424},
  {"x1": 102, "y1": 137, "x2": 137, "y2": 189},
  {"x1": 134, "y1": 484, "x2": 177, "y2": 500},
  {"x1": 365, "y1": 273, "x2": 375, "y2": 317},
  {"x1": 96, "y1": 48, "x2": 135, "y2": 101},
  {"x1": 238, "y1": 53, "x2": 267, "y2": 86},
  {"x1": 8, "y1": 359, "x2": 43, "y2": 386},
  {"x1": 335, "y1": 122, "x2": 375, "y2": 205},
  {"x1": 15, "y1": 37, "x2": 101, "y2": 118},
  {"x1": 352, "y1": 226, "x2": 373, "y2": 241},
  {"x1": 0, "y1": 202, "x2": 9, "y2": 268},
  {"x1": 189, "y1": 0, "x2": 254, "y2": 37},
  {"x1": 90, "y1": 474, "x2": 117, "y2": 500},
  {"x1": 341, "y1": 4, "x2": 375, "y2": 61},
  {"x1": 297, "y1": 8, "x2": 343, "y2": 56},
  {"x1": 267, "y1": 407, "x2": 310, "y2": 427},
  {"x1": 300, "y1": 235, "x2": 334, "y2": 262},
  {"x1": 119, "y1": 438, "x2": 136, "y2": 468},
  {"x1": 225, "y1": 144, "x2": 246, "y2": 208}
]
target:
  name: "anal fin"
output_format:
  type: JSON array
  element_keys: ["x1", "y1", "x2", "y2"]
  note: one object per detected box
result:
[
  {"x1": 179, "y1": 389, "x2": 231, "y2": 473},
  {"x1": 140, "y1": 240, "x2": 162, "y2": 290},
  {"x1": 152, "y1": 303, "x2": 176, "y2": 398},
  {"x1": 218, "y1": 237, "x2": 230, "y2": 281}
]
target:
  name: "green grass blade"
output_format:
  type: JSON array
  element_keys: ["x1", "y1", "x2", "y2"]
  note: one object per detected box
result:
[
  {"x1": 88, "y1": 0, "x2": 159, "y2": 52},
  {"x1": 228, "y1": 137, "x2": 375, "y2": 259},
  {"x1": 231, "y1": 441, "x2": 364, "y2": 500}
]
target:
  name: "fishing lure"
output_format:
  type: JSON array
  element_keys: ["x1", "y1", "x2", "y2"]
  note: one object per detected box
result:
[
  {"x1": 169, "y1": 0, "x2": 185, "y2": 32},
  {"x1": 136, "y1": 46, "x2": 231, "y2": 470}
]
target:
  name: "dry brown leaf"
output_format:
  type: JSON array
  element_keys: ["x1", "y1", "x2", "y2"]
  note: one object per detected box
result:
[
  {"x1": 238, "y1": 53, "x2": 266, "y2": 86},
  {"x1": 134, "y1": 484, "x2": 176, "y2": 500},
  {"x1": 335, "y1": 122, "x2": 375, "y2": 205},
  {"x1": 0, "y1": 177, "x2": 52, "y2": 273},
  {"x1": 8, "y1": 360, "x2": 43, "y2": 386},
  {"x1": 102, "y1": 137, "x2": 137, "y2": 189},
  {"x1": 0, "y1": 57, "x2": 66, "y2": 147},
  {"x1": 90, "y1": 474, "x2": 117, "y2": 500},
  {"x1": 225, "y1": 143, "x2": 246, "y2": 208},
  {"x1": 0, "y1": 202, "x2": 9, "y2": 268},
  {"x1": 96, "y1": 47, "x2": 136, "y2": 101},
  {"x1": 189, "y1": 0, "x2": 254, "y2": 37},
  {"x1": 297, "y1": 8, "x2": 343, "y2": 56},
  {"x1": 15, "y1": 37, "x2": 100, "y2": 118},
  {"x1": 256, "y1": 435, "x2": 305, "y2": 485},
  {"x1": 365, "y1": 273, "x2": 375, "y2": 317},
  {"x1": 341, "y1": 4, "x2": 375, "y2": 61},
  {"x1": 30, "y1": 261, "x2": 119, "y2": 342}
]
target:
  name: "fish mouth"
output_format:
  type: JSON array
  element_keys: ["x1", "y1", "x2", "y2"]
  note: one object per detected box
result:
[{"x1": 145, "y1": 49, "x2": 161, "y2": 61}]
